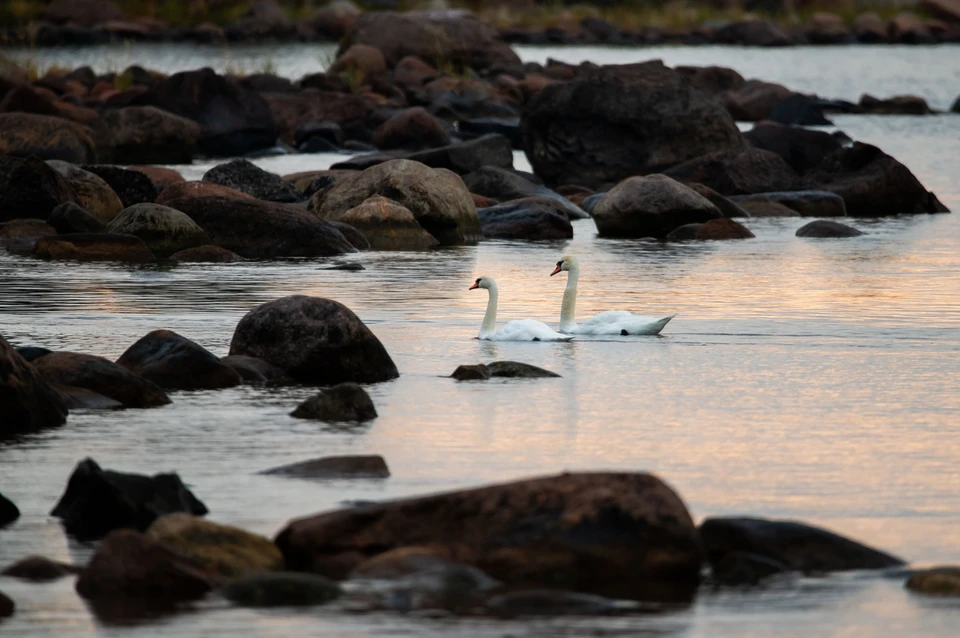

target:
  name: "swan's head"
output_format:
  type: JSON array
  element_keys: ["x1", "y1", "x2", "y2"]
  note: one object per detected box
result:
[
  {"x1": 551, "y1": 255, "x2": 578, "y2": 276},
  {"x1": 469, "y1": 276, "x2": 495, "y2": 290}
]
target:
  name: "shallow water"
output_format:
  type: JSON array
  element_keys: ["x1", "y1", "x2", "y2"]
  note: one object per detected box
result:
[{"x1": 1, "y1": 44, "x2": 960, "y2": 636}]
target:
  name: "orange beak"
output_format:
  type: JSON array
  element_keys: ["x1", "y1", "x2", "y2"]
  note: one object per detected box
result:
[
  {"x1": 468, "y1": 282, "x2": 479, "y2": 290},
  {"x1": 550, "y1": 264, "x2": 562, "y2": 276}
]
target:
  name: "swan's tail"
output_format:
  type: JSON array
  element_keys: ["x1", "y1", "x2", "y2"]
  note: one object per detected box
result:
[{"x1": 628, "y1": 314, "x2": 674, "y2": 335}]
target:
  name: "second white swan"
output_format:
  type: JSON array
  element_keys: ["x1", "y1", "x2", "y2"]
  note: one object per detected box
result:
[
  {"x1": 470, "y1": 276, "x2": 574, "y2": 342},
  {"x1": 550, "y1": 255, "x2": 674, "y2": 335}
]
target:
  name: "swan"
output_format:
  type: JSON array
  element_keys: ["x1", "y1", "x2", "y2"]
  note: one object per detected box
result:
[
  {"x1": 550, "y1": 255, "x2": 674, "y2": 335},
  {"x1": 469, "y1": 276, "x2": 574, "y2": 342}
]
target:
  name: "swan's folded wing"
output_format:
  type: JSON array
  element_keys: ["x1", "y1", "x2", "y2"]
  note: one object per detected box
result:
[
  {"x1": 578, "y1": 311, "x2": 674, "y2": 335},
  {"x1": 498, "y1": 319, "x2": 574, "y2": 342}
]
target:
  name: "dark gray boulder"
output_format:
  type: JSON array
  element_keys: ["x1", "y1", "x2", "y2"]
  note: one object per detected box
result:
[
  {"x1": 262, "y1": 455, "x2": 389, "y2": 479},
  {"x1": 116, "y1": 330, "x2": 242, "y2": 390},
  {"x1": 31, "y1": 351, "x2": 170, "y2": 409},
  {"x1": 0, "y1": 492, "x2": 19, "y2": 528},
  {"x1": 795, "y1": 220, "x2": 864, "y2": 238},
  {"x1": 478, "y1": 198, "x2": 574, "y2": 241},
  {"x1": 202, "y1": 159, "x2": 301, "y2": 203},
  {"x1": 290, "y1": 382, "x2": 378, "y2": 421},
  {"x1": 462, "y1": 166, "x2": 588, "y2": 219},
  {"x1": 0, "y1": 334, "x2": 68, "y2": 437},
  {"x1": 47, "y1": 202, "x2": 106, "y2": 234}
]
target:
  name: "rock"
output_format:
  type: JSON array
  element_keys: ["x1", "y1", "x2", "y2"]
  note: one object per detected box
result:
[
  {"x1": 674, "y1": 65, "x2": 746, "y2": 94},
  {"x1": 713, "y1": 19, "x2": 792, "y2": 47},
  {"x1": 156, "y1": 180, "x2": 256, "y2": 204},
  {"x1": 478, "y1": 197, "x2": 574, "y2": 240},
  {"x1": 686, "y1": 183, "x2": 750, "y2": 218},
  {"x1": 795, "y1": 220, "x2": 864, "y2": 238},
  {"x1": 81, "y1": 165, "x2": 158, "y2": 208},
  {"x1": 332, "y1": 135, "x2": 514, "y2": 177},
  {"x1": 264, "y1": 90, "x2": 378, "y2": 148},
  {"x1": 220, "y1": 355, "x2": 288, "y2": 384},
  {"x1": 450, "y1": 364, "x2": 490, "y2": 380},
  {"x1": 98, "y1": 106, "x2": 199, "y2": 165},
  {"x1": 165, "y1": 196, "x2": 355, "y2": 259},
  {"x1": 105, "y1": 203, "x2": 209, "y2": 258},
  {"x1": 906, "y1": 566, "x2": 960, "y2": 597},
  {"x1": 309, "y1": 0, "x2": 361, "y2": 39},
  {"x1": 131, "y1": 68, "x2": 278, "y2": 156},
  {"x1": 56, "y1": 385, "x2": 124, "y2": 410},
  {"x1": 744, "y1": 122, "x2": 842, "y2": 174},
  {"x1": 691, "y1": 218, "x2": 755, "y2": 240},
  {"x1": 311, "y1": 159, "x2": 481, "y2": 246},
  {"x1": 920, "y1": 0, "x2": 960, "y2": 23},
  {"x1": 294, "y1": 120, "x2": 344, "y2": 149},
  {"x1": 485, "y1": 590, "x2": 641, "y2": 617},
  {"x1": 1, "y1": 556, "x2": 81, "y2": 582},
  {"x1": 889, "y1": 12, "x2": 936, "y2": 43},
  {"x1": 725, "y1": 80, "x2": 795, "y2": 122},
  {"x1": 710, "y1": 551, "x2": 790, "y2": 585},
  {"x1": 32, "y1": 351, "x2": 170, "y2": 408},
  {"x1": 459, "y1": 118, "x2": 521, "y2": 148},
  {"x1": 853, "y1": 12, "x2": 888, "y2": 42},
  {"x1": 664, "y1": 224, "x2": 702, "y2": 241},
  {"x1": 262, "y1": 455, "x2": 389, "y2": 479},
  {"x1": 592, "y1": 174, "x2": 723, "y2": 239},
  {"x1": 276, "y1": 472, "x2": 701, "y2": 601},
  {"x1": 45, "y1": 161, "x2": 124, "y2": 223},
  {"x1": 15, "y1": 346, "x2": 52, "y2": 362},
  {"x1": 805, "y1": 12, "x2": 851, "y2": 44},
  {"x1": 952, "y1": 95, "x2": 960, "y2": 113},
  {"x1": 51, "y1": 458, "x2": 208, "y2": 541},
  {"x1": 328, "y1": 44, "x2": 388, "y2": 88},
  {"x1": 338, "y1": 10, "x2": 521, "y2": 72},
  {"x1": 768, "y1": 94, "x2": 835, "y2": 126},
  {"x1": 732, "y1": 200, "x2": 799, "y2": 217},
  {"x1": 859, "y1": 94, "x2": 934, "y2": 115},
  {"x1": 290, "y1": 382, "x2": 378, "y2": 421},
  {"x1": 0, "y1": 113, "x2": 96, "y2": 163},
  {"x1": 0, "y1": 218, "x2": 55, "y2": 238},
  {"x1": 75, "y1": 529, "x2": 216, "y2": 601},
  {"x1": 0, "y1": 492, "x2": 19, "y2": 527},
  {"x1": 0, "y1": 156, "x2": 78, "y2": 223},
  {"x1": 731, "y1": 191, "x2": 847, "y2": 217},
  {"x1": 146, "y1": 513, "x2": 282, "y2": 580},
  {"x1": 461, "y1": 166, "x2": 588, "y2": 220},
  {"x1": 486, "y1": 361, "x2": 561, "y2": 378},
  {"x1": 116, "y1": 330, "x2": 242, "y2": 391},
  {"x1": 229, "y1": 295, "x2": 398, "y2": 384},
  {"x1": 326, "y1": 221, "x2": 369, "y2": 251},
  {"x1": 522, "y1": 61, "x2": 742, "y2": 189},
  {"x1": 581, "y1": 192, "x2": 605, "y2": 214},
  {"x1": 34, "y1": 233, "x2": 156, "y2": 263},
  {"x1": 44, "y1": 0, "x2": 123, "y2": 27},
  {"x1": 806, "y1": 143, "x2": 945, "y2": 216},
  {"x1": 664, "y1": 146, "x2": 801, "y2": 196},
  {"x1": 128, "y1": 165, "x2": 184, "y2": 189},
  {"x1": 699, "y1": 517, "x2": 904, "y2": 575},
  {"x1": 202, "y1": 159, "x2": 301, "y2": 203},
  {"x1": 169, "y1": 245, "x2": 243, "y2": 263},
  {"x1": 0, "y1": 590, "x2": 12, "y2": 618},
  {"x1": 0, "y1": 335, "x2": 69, "y2": 436},
  {"x1": 222, "y1": 572, "x2": 341, "y2": 608},
  {"x1": 372, "y1": 107, "x2": 450, "y2": 151},
  {"x1": 338, "y1": 196, "x2": 439, "y2": 250}
]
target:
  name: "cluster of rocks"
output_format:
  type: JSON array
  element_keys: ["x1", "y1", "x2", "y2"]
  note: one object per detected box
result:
[{"x1": 4, "y1": 464, "x2": 960, "y2": 623}]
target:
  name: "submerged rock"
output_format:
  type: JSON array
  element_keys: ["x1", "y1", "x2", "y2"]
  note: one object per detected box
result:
[
  {"x1": 699, "y1": 517, "x2": 904, "y2": 575},
  {"x1": 0, "y1": 492, "x2": 19, "y2": 528},
  {"x1": 451, "y1": 361, "x2": 561, "y2": 380},
  {"x1": 795, "y1": 220, "x2": 864, "y2": 238},
  {"x1": 906, "y1": 567, "x2": 960, "y2": 597},
  {"x1": 262, "y1": 455, "x2": 389, "y2": 479},
  {"x1": 694, "y1": 218, "x2": 755, "y2": 240},
  {"x1": 290, "y1": 383, "x2": 378, "y2": 421},
  {"x1": 105, "y1": 203, "x2": 210, "y2": 258},
  {"x1": 75, "y1": 529, "x2": 216, "y2": 602},
  {"x1": 156, "y1": 181, "x2": 256, "y2": 205},
  {"x1": 221, "y1": 572, "x2": 341, "y2": 608},
  {"x1": 276, "y1": 472, "x2": 701, "y2": 601},
  {"x1": 731, "y1": 191, "x2": 846, "y2": 217},
  {"x1": 485, "y1": 589, "x2": 643, "y2": 617},
  {"x1": 169, "y1": 245, "x2": 243, "y2": 263},
  {"x1": 1, "y1": 556, "x2": 81, "y2": 582},
  {"x1": 32, "y1": 351, "x2": 170, "y2": 408},
  {"x1": 338, "y1": 196, "x2": 439, "y2": 251},
  {"x1": 116, "y1": 330, "x2": 241, "y2": 391},
  {"x1": 202, "y1": 159, "x2": 300, "y2": 203},
  {"x1": 0, "y1": 335, "x2": 68, "y2": 437},
  {"x1": 450, "y1": 364, "x2": 491, "y2": 380},
  {"x1": 47, "y1": 202, "x2": 106, "y2": 234},
  {"x1": 229, "y1": 295, "x2": 398, "y2": 385},
  {"x1": 51, "y1": 458, "x2": 208, "y2": 540},
  {"x1": 478, "y1": 197, "x2": 574, "y2": 241},
  {"x1": 146, "y1": 513, "x2": 283, "y2": 579},
  {"x1": 33, "y1": 233, "x2": 156, "y2": 263},
  {"x1": 220, "y1": 355, "x2": 288, "y2": 384},
  {"x1": 592, "y1": 174, "x2": 722, "y2": 239},
  {"x1": 710, "y1": 551, "x2": 790, "y2": 586}
]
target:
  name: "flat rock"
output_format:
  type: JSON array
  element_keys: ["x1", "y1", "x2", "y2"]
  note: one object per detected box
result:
[
  {"x1": 478, "y1": 197, "x2": 574, "y2": 241},
  {"x1": 731, "y1": 191, "x2": 847, "y2": 217},
  {"x1": 169, "y1": 245, "x2": 244, "y2": 263},
  {"x1": 262, "y1": 455, "x2": 389, "y2": 479},
  {"x1": 1, "y1": 556, "x2": 81, "y2": 582},
  {"x1": 462, "y1": 166, "x2": 589, "y2": 220},
  {"x1": 796, "y1": 220, "x2": 864, "y2": 238}
]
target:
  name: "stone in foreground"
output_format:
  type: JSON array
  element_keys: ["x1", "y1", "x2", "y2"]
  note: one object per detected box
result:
[
  {"x1": 262, "y1": 455, "x2": 390, "y2": 479},
  {"x1": 229, "y1": 296, "x2": 398, "y2": 385},
  {"x1": 0, "y1": 491, "x2": 19, "y2": 528},
  {"x1": 0, "y1": 334, "x2": 69, "y2": 436},
  {"x1": 276, "y1": 472, "x2": 701, "y2": 602}
]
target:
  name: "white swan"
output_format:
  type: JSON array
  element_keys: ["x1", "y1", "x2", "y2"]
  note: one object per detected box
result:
[
  {"x1": 550, "y1": 256, "x2": 674, "y2": 335},
  {"x1": 469, "y1": 276, "x2": 574, "y2": 342}
]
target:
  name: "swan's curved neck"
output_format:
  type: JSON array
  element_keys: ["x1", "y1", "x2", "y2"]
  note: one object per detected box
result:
[
  {"x1": 560, "y1": 262, "x2": 579, "y2": 332},
  {"x1": 480, "y1": 283, "x2": 499, "y2": 337}
]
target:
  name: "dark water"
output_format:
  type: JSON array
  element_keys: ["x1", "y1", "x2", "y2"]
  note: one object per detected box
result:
[{"x1": 1, "y1": 45, "x2": 959, "y2": 636}]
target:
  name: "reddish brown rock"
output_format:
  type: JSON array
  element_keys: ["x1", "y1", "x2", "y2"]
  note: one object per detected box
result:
[
  {"x1": 0, "y1": 113, "x2": 95, "y2": 164},
  {"x1": 128, "y1": 165, "x2": 184, "y2": 189},
  {"x1": 0, "y1": 219, "x2": 55, "y2": 238},
  {"x1": 372, "y1": 107, "x2": 450, "y2": 151},
  {"x1": 725, "y1": 80, "x2": 794, "y2": 122},
  {"x1": 33, "y1": 233, "x2": 156, "y2": 263},
  {"x1": 157, "y1": 181, "x2": 255, "y2": 204},
  {"x1": 695, "y1": 218, "x2": 755, "y2": 240},
  {"x1": 32, "y1": 351, "x2": 170, "y2": 408}
]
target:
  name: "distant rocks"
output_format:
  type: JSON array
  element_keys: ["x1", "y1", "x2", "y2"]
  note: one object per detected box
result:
[
  {"x1": 796, "y1": 220, "x2": 864, "y2": 238},
  {"x1": 451, "y1": 361, "x2": 561, "y2": 380},
  {"x1": 0, "y1": 113, "x2": 95, "y2": 164},
  {"x1": 290, "y1": 382, "x2": 378, "y2": 421},
  {"x1": 262, "y1": 455, "x2": 390, "y2": 479}
]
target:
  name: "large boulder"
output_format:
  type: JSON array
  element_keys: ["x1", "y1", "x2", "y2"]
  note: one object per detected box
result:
[
  {"x1": 130, "y1": 68, "x2": 278, "y2": 156},
  {"x1": 0, "y1": 113, "x2": 96, "y2": 163},
  {"x1": 202, "y1": 159, "x2": 300, "y2": 203},
  {"x1": 0, "y1": 156, "x2": 78, "y2": 223},
  {"x1": 664, "y1": 146, "x2": 801, "y2": 196},
  {"x1": 0, "y1": 492, "x2": 19, "y2": 527},
  {"x1": 116, "y1": 330, "x2": 242, "y2": 390},
  {"x1": 0, "y1": 334, "x2": 69, "y2": 438},
  {"x1": 337, "y1": 10, "x2": 521, "y2": 71},
  {"x1": 806, "y1": 142, "x2": 947, "y2": 216},
  {"x1": 146, "y1": 513, "x2": 283, "y2": 579},
  {"x1": 700, "y1": 517, "x2": 904, "y2": 575},
  {"x1": 521, "y1": 61, "x2": 743, "y2": 189},
  {"x1": 743, "y1": 121, "x2": 843, "y2": 174},
  {"x1": 276, "y1": 472, "x2": 701, "y2": 601},
  {"x1": 51, "y1": 458, "x2": 208, "y2": 541},
  {"x1": 229, "y1": 295, "x2": 398, "y2": 385},
  {"x1": 106, "y1": 203, "x2": 209, "y2": 258},
  {"x1": 461, "y1": 166, "x2": 588, "y2": 220},
  {"x1": 332, "y1": 134, "x2": 514, "y2": 176},
  {"x1": 337, "y1": 196, "x2": 437, "y2": 250},
  {"x1": 31, "y1": 351, "x2": 170, "y2": 408},
  {"x1": 592, "y1": 175, "x2": 723, "y2": 239},
  {"x1": 310, "y1": 159, "x2": 481, "y2": 246},
  {"x1": 46, "y1": 161, "x2": 124, "y2": 223},
  {"x1": 165, "y1": 196, "x2": 355, "y2": 259},
  {"x1": 290, "y1": 382, "x2": 378, "y2": 421},
  {"x1": 97, "y1": 106, "x2": 199, "y2": 165},
  {"x1": 796, "y1": 220, "x2": 864, "y2": 238},
  {"x1": 34, "y1": 233, "x2": 156, "y2": 263},
  {"x1": 372, "y1": 107, "x2": 450, "y2": 151},
  {"x1": 82, "y1": 165, "x2": 159, "y2": 208},
  {"x1": 75, "y1": 529, "x2": 216, "y2": 602},
  {"x1": 478, "y1": 198, "x2": 574, "y2": 241},
  {"x1": 47, "y1": 202, "x2": 106, "y2": 234}
]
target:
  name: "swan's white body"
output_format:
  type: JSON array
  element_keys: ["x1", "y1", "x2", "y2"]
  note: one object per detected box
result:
[
  {"x1": 471, "y1": 276, "x2": 573, "y2": 342},
  {"x1": 553, "y1": 256, "x2": 674, "y2": 336}
]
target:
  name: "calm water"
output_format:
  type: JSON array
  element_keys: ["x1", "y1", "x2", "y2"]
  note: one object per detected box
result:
[{"x1": 1, "y1": 44, "x2": 960, "y2": 636}]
